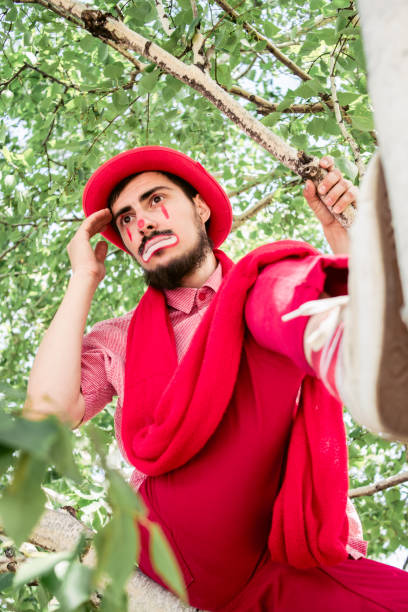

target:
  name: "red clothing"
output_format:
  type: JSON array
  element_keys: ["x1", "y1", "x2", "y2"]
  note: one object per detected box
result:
[
  {"x1": 80, "y1": 253, "x2": 365, "y2": 552},
  {"x1": 79, "y1": 243, "x2": 408, "y2": 609}
]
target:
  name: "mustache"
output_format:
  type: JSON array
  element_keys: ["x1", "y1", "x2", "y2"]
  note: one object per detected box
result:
[{"x1": 138, "y1": 229, "x2": 174, "y2": 257}]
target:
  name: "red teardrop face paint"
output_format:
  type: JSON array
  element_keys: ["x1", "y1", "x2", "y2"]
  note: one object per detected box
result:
[
  {"x1": 161, "y1": 205, "x2": 169, "y2": 219},
  {"x1": 137, "y1": 219, "x2": 145, "y2": 228},
  {"x1": 126, "y1": 228, "x2": 132, "y2": 241}
]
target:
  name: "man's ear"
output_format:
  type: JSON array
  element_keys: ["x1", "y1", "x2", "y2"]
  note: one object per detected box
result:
[{"x1": 193, "y1": 194, "x2": 211, "y2": 224}]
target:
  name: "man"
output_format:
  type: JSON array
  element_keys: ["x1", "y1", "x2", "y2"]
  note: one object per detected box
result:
[{"x1": 26, "y1": 146, "x2": 408, "y2": 610}]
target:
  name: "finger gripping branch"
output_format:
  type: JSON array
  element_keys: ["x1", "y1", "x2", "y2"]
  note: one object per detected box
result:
[{"x1": 296, "y1": 151, "x2": 356, "y2": 229}]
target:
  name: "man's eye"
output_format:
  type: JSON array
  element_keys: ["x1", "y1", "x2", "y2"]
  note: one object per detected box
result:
[
  {"x1": 152, "y1": 195, "x2": 163, "y2": 205},
  {"x1": 121, "y1": 214, "x2": 132, "y2": 225}
]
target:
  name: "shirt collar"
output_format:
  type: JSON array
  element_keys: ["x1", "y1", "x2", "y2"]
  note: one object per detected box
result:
[{"x1": 164, "y1": 263, "x2": 222, "y2": 314}]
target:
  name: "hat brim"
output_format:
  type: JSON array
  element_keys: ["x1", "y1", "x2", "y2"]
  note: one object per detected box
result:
[{"x1": 82, "y1": 146, "x2": 233, "y2": 251}]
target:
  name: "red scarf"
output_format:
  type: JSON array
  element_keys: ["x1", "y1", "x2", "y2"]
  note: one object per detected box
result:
[{"x1": 121, "y1": 240, "x2": 349, "y2": 568}]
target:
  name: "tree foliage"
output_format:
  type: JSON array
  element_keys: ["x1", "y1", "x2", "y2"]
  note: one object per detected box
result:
[{"x1": 0, "y1": 0, "x2": 407, "y2": 609}]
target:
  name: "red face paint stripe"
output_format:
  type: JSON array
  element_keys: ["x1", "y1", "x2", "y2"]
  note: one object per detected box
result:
[
  {"x1": 161, "y1": 205, "x2": 169, "y2": 219},
  {"x1": 126, "y1": 228, "x2": 132, "y2": 241}
]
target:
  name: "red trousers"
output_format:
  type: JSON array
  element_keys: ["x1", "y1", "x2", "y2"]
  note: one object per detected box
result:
[
  {"x1": 137, "y1": 338, "x2": 408, "y2": 611},
  {"x1": 136, "y1": 258, "x2": 408, "y2": 611}
]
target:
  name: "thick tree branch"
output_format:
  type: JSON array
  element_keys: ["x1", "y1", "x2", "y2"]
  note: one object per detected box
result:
[
  {"x1": 0, "y1": 508, "x2": 196, "y2": 611},
  {"x1": 15, "y1": 0, "x2": 355, "y2": 229},
  {"x1": 349, "y1": 470, "x2": 408, "y2": 498}
]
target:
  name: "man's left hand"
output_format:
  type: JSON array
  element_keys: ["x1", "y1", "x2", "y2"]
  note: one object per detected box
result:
[{"x1": 303, "y1": 156, "x2": 359, "y2": 255}]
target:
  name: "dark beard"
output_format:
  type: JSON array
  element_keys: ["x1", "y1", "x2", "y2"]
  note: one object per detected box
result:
[{"x1": 143, "y1": 226, "x2": 212, "y2": 290}]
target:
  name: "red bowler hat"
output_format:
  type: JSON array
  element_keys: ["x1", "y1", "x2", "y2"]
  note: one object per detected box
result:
[{"x1": 82, "y1": 146, "x2": 233, "y2": 251}]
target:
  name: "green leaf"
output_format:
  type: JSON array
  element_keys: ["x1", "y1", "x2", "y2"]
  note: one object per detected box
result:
[
  {"x1": 0, "y1": 452, "x2": 47, "y2": 547},
  {"x1": 104, "y1": 62, "x2": 125, "y2": 80},
  {"x1": 49, "y1": 423, "x2": 81, "y2": 482},
  {"x1": 0, "y1": 573, "x2": 14, "y2": 592},
  {"x1": 55, "y1": 561, "x2": 93, "y2": 611},
  {"x1": 138, "y1": 69, "x2": 161, "y2": 93},
  {"x1": 13, "y1": 551, "x2": 72, "y2": 589},
  {"x1": 337, "y1": 92, "x2": 360, "y2": 106},
  {"x1": 262, "y1": 112, "x2": 281, "y2": 127},
  {"x1": 0, "y1": 413, "x2": 59, "y2": 459},
  {"x1": 216, "y1": 64, "x2": 233, "y2": 89},
  {"x1": 108, "y1": 470, "x2": 146, "y2": 515},
  {"x1": 112, "y1": 90, "x2": 129, "y2": 109},
  {"x1": 94, "y1": 513, "x2": 137, "y2": 595},
  {"x1": 263, "y1": 22, "x2": 279, "y2": 39},
  {"x1": 0, "y1": 446, "x2": 15, "y2": 478},
  {"x1": 352, "y1": 113, "x2": 375, "y2": 132},
  {"x1": 148, "y1": 521, "x2": 187, "y2": 601},
  {"x1": 351, "y1": 37, "x2": 367, "y2": 70}
]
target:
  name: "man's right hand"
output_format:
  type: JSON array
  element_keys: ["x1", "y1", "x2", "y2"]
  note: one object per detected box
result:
[{"x1": 67, "y1": 209, "x2": 112, "y2": 284}]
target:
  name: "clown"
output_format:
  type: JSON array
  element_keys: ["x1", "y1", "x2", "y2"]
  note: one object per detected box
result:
[{"x1": 26, "y1": 146, "x2": 408, "y2": 611}]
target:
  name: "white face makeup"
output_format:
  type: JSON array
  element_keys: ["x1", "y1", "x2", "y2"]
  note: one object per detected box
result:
[{"x1": 141, "y1": 234, "x2": 180, "y2": 263}]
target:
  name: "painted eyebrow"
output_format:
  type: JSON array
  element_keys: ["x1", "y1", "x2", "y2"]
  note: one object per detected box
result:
[{"x1": 112, "y1": 186, "x2": 173, "y2": 224}]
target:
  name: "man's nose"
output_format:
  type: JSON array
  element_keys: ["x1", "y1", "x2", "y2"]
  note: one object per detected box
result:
[{"x1": 137, "y1": 213, "x2": 157, "y2": 234}]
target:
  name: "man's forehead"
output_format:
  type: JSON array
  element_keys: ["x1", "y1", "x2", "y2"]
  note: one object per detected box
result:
[{"x1": 111, "y1": 171, "x2": 176, "y2": 211}]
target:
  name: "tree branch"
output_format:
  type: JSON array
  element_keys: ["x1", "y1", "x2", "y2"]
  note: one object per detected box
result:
[
  {"x1": 0, "y1": 508, "x2": 196, "y2": 611},
  {"x1": 349, "y1": 470, "x2": 408, "y2": 498},
  {"x1": 16, "y1": 0, "x2": 355, "y2": 229},
  {"x1": 231, "y1": 190, "x2": 277, "y2": 231},
  {"x1": 329, "y1": 43, "x2": 365, "y2": 178},
  {"x1": 227, "y1": 171, "x2": 275, "y2": 198},
  {"x1": 213, "y1": 0, "x2": 364, "y2": 135},
  {"x1": 213, "y1": 0, "x2": 311, "y2": 81},
  {"x1": 227, "y1": 84, "x2": 325, "y2": 114},
  {"x1": 153, "y1": 0, "x2": 174, "y2": 36}
]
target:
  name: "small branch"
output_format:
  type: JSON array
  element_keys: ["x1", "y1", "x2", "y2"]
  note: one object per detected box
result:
[
  {"x1": 0, "y1": 63, "x2": 28, "y2": 93},
  {"x1": 20, "y1": 0, "x2": 356, "y2": 229},
  {"x1": 0, "y1": 235, "x2": 29, "y2": 262},
  {"x1": 227, "y1": 171, "x2": 275, "y2": 198},
  {"x1": 213, "y1": 0, "x2": 311, "y2": 82},
  {"x1": 329, "y1": 46, "x2": 365, "y2": 178},
  {"x1": 145, "y1": 93, "x2": 150, "y2": 145},
  {"x1": 190, "y1": 0, "x2": 197, "y2": 20},
  {"x1": 153, "y1": 0, "x2": 174, "y2": 36},
  {"x1": 349, "y1": 470, "x2": 408, "y2": 498},
  {"x1": 231, "y1": 190, "x2": 277, "y2": 231},
  {"x1": 227, "y1": 85, "x2": 325, "y2": 114}
]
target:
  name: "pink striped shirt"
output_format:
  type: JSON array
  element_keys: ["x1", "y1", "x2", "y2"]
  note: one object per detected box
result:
[{"x1": 80, "y1": 261, "x2": 366, "y2": 557}]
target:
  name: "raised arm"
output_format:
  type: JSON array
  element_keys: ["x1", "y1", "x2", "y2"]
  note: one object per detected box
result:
[{"x1": 25, "y1": 209, "x2": 112, "y2": 427}]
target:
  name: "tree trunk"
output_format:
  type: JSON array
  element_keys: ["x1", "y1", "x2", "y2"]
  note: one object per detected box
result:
[{"x1": 358, "y1": 0, "x2": 408, "y2": 324}]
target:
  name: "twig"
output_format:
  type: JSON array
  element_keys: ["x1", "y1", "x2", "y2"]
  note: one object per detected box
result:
[
  {"x1": 227, "y1": 85, "x2": 325, "y2": 114},
  {"x1": 349, "y1": 470, "x2": 408, "y2": 498},
  {"x1": 19, "y1": 0, "x2": 356, "y2": 229},
  {"x1": 190, "y1": 0, "x2": 197, "y2": 20},
  {"x1": 145, "y1": 93, "x2": 150, "y2": 145},
  {"x1": 329, "y1": 47, "x2": 365, "y2": 178},
  {"x1": 227, "y1": 171, "x2": 275, "y2": 198},
  {"x1": 213, "y1": 0, "x2": 361, "y2": 132},
  {"x1": 231, "y1": 190, "x2": 277, "y2": 231},
  {"x1": 153, "y1": 0, "x2": 174, "y2": 36}
]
